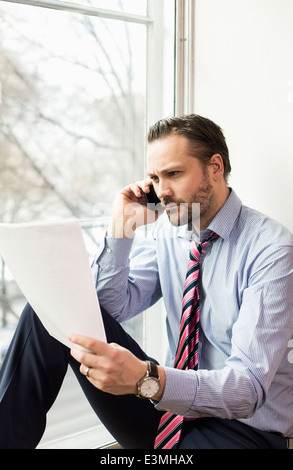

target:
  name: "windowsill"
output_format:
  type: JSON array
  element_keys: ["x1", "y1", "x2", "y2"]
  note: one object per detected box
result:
[{"x1": 37, "y1": 425, "x2": 119, "y2": 449}]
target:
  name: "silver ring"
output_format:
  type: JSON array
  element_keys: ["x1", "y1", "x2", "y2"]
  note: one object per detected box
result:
[{"x1": 85, "y1": 366, "x2": 91, "y2": 378}]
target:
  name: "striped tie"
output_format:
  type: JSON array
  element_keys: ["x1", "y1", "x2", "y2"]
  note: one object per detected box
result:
[{"x1": 154, "y1": 231, "x2": 219, "y2": 449}]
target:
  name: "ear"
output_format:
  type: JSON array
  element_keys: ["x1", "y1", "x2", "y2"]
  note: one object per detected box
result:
[{"x1": 209, "y1": 153, "x2": 224, "y2": 181}]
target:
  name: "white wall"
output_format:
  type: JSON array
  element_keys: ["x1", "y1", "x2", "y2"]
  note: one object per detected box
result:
[{"x1": 193, "y1": 0, "x2": 293, "y2": 232}]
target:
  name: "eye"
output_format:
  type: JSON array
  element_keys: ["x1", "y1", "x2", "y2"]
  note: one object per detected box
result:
[
  {"x1": 168, "y1": 171, "x2": 180, "y2": 177},
  {"x1": 150, "y1": 175, "x2": 159, "y2": 183}
]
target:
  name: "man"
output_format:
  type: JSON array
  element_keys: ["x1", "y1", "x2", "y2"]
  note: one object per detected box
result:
[{"x1": 0, "y1": 114, "x2": 292, "y2": 449}]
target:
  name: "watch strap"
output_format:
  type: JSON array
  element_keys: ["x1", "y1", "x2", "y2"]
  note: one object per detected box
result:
[{"x1": 147, "y1": 360, "x2": 159, "y2": 379}]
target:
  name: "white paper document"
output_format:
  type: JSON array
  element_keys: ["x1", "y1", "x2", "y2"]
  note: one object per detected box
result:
[{"x1": 0, "y1": 220, "x2": 106, "y2": 349}]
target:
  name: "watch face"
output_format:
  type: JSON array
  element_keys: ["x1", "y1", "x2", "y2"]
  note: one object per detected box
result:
[{"x1": 140, "y1": 377, "x2": 160, "y2": 398}]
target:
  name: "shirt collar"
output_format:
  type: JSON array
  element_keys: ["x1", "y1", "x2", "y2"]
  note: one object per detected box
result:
[
  {"x1": 176, "y1": 188, "x2": 242, "y2": 241},
  {"x1": 206, "y1": 188, "x2": 242, "y2": 240}
]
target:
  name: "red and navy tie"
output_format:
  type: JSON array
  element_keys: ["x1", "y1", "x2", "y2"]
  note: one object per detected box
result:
[{"x1": 154, "y1": 231, "x2": 219, "y2": 449}]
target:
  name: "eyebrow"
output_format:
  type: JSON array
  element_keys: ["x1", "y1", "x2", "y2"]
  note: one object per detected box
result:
[{"x1": 147, "y1": 166, "x2": 184, "y2": 177}]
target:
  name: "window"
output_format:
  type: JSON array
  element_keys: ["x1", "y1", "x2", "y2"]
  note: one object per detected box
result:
[{"x1": 0, "y1": 0, "x2": 175, "y2": 448}]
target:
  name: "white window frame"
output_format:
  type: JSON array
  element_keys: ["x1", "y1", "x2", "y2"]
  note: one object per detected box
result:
[
  {"x1": 2, "y1": 0, "x2": 152, "y2": 23},
  {"x1": 175, "y1": 0, "x2": 196, "y2": 115}
]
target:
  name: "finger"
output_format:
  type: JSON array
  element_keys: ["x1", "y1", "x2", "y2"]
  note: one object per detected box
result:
[
  {"x1": 125, "y1": 179, "x2": 153, "y2": 199},
  {"x1": 68, "y1": 333, "x2": 108, "y2": 355},
  {"x1": 70, "y1": 346, "x2": 96, "y2": 369},
  {"x1": 128, "y1": 183, "x2": 144, "y2": 199},
  {"x1": 80, "y1": 364, "x2": 91, "y2": 377},
  {"x1": 136, "y1": 178, "x2": 153, "y2": 194},
  {"x1": 69, "y1": 335, "x2": 109, "y2": 368},
  {"x1": 142, "y1": 177, "x2": 153, "y2": 192}
]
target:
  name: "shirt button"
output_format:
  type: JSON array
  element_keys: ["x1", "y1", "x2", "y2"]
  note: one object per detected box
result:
[{"x1": 106, "y1": 248, "x2": 111, "y2": 253}]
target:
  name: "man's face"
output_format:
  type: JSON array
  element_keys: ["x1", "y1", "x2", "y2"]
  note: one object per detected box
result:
[{"x1": 146, "y1": 134, "x2": 215, "y2": 228}]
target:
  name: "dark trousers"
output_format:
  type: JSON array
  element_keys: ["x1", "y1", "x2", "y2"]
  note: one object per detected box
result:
[{"x1": 0, "y1": 304, "x2": 288, "y2": 449}]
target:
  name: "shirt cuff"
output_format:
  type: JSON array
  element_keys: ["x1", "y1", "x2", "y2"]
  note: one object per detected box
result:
[
  {"x1": 95, "y1": 235, "x2": 134, "y2": 268},
  {"x1": 155, "y1": 367, "x2": 197, "y2": 416}
]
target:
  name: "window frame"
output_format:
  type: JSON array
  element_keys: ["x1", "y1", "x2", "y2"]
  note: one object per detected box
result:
[{"x1": 2, "y1": 0, "x2": 152, "y2": 24}]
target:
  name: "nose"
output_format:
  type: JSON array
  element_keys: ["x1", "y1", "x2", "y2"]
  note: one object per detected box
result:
[{"x1": 156, "y1": 179, "x2": 173, "y2": 199}]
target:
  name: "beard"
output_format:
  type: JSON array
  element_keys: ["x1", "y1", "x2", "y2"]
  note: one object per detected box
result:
[{"x1": 162, "y1": 169, "x2": 214, "y2": 229}]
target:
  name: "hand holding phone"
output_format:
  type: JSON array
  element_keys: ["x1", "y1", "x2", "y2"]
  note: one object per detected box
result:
[{"x1": 109, "y1": 180, "x2": 162, "y2": 238}]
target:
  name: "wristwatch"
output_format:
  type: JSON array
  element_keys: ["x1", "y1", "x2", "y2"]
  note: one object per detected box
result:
[{"x1": 136, "y1": 361, "x2": 160, "y2": 399}]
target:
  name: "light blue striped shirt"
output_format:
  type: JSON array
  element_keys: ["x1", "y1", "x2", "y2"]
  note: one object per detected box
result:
[{"x1": 94, "y1": 189, "x2": 293, "y2": 438}]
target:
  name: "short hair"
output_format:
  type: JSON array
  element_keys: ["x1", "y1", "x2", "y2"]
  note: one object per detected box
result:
[{"x1": 147, "y1": 114, "x2": 231, "y2": 182}]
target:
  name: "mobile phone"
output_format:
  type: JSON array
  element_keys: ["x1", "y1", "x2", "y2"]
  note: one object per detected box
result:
[{"x1": 144, "y1": 185, "x2": 161, "y2": 207}]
